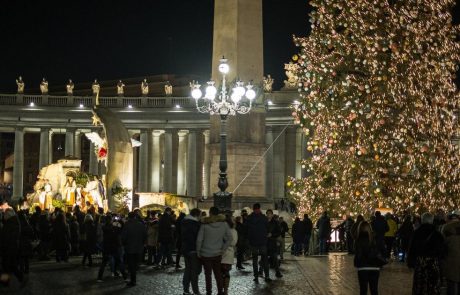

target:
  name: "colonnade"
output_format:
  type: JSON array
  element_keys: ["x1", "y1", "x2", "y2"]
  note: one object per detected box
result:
[{"x1": 9, "y1": 125, "x2": 308, "y2": 203}]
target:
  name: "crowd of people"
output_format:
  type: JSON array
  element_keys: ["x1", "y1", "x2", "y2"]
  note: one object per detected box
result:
[
  {"x1": 0, "y1": 202, "x2": 289, "y2": 295},
  {"x1": 2, "y1": 197, "x2": 460, "y2": 295}
]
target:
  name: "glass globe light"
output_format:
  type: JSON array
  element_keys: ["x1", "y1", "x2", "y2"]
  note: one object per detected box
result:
[
  {"x1": 231, "y1": 92, "x2": 241, "y2": 103},
  {"x1": 234, "y1": 81, "x2": 245, "y2": 97},
  {"x1": 218, "y1": 57, "x2": 229, "y2": 74},
  {"x1": 245, "y1": 84, "x2": 256, "y2": 100},
  {"x1": 191, "y1": 88, "x2": 203, "y2": 99},
  {"x1": 205, "y1": 81, "x2": 217, "y2": 100}
]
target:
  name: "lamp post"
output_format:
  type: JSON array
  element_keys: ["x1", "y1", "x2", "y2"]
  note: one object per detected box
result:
[{"x1": 191, "y1": 57, "x2": 256, "y2": 212}]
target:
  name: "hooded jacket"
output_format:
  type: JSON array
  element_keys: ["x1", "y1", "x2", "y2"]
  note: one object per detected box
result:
[
  {"x1": 181, "y1": 214, "x2": 201, "y2": 254},
  {"x1": 196, "y1": 214, "x2": 232, "y2": 258}
]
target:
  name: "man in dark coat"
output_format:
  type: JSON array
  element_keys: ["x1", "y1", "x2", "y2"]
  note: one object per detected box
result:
[
  {"x1": 0, "y1": 208, "x2": 23, "y2": 282},
  {"x1": 158, "y1": 207, "x2": 174, "y2": 266},
  {"x1": 181, "y1": 208, "x2": 201, "y2": 295},
  {"x1": 266, "y1": 210, "x2": 282, "y2": 278},
  {"x1": 122, "y1": 211, "x2": 147, "y2": 287},
  {"x1": 246, "y1": 203, "x2": 270, "y2": 283},
  {"x1": 316, "y1": 211, "x2": 331, "y2": 255},
  {"x1": 371, "y1": 211, "x2": 389, "y2": 254},
  {"x1": 279, "y1": 217, "x2": 289, "y2": 260},
  {"x1": 302, "y1": 214, "x2": 313, "y2": 255}
]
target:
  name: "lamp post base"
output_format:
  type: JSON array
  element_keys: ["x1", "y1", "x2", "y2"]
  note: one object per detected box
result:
[{"x1": 213, "y1": 190, "x2": 233, "y2": 213}]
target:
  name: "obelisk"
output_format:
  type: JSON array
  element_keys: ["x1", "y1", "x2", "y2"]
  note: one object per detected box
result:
[{"x1": 209, "y1": 0, "x2": 266, "y2": 207}]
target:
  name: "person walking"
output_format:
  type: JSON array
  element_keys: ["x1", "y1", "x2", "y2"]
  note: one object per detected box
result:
[
  {"x1": 345, "y1": 216, "x2": 355, "y2": 254},
  {"x1": 292, "y1": 217, "x2": 304, "y2": 256},
  {"x1": 396, "y1": 215, "x2": 413, "y2": 262},
  {"x1": 279, "y1": 216, "x2": 289, "y2": 260},
  {"x1": 81, "y1": 214, "x2": 97, "y2": 267},
  {"x1": 302, "y1": 214, "x2": 313, "y2": 255},
  {"x1": 97, "y1": 214, "x2": 127, "y2": 282},
  {"x1": 407, "y1": 212, "x2": 445, "y2": 295},
  {"x1": 221, "y1": 214, "x2": 238, "y2": 295},
  {"x1": 441, "y1": 210, "x2": 460, "y2": 295},
  {"x1": 121, "y1": 211, "x2": 147, "y2": 287},
  {"x1": 0, "y1": 208, "x2": 23, "y2": 283},
  {"x1": 246, "y1": 203, "x2": 270, "y2": 283},
  {"x1": 235, "y1": 216, "x2": 247, "y2": 270},
  {"x1": 158, "y1": 207, "x2": 174, "y2": 266},
  {"x1": 266, "y1": 210, "x2": 282, "y2": 278},
  {"x1": 18, "y1": 210, "x2": 34, "y2": 274},
  {"x1": 384, "y1": 214, "x2": 397, "y2": 259},
  {"x1": 371, "y1": 211, "x2": 389, "y2": 255},
  {"x1": 196, "y1": 207, "x2": 232, "y2": 295},
  {"x1": 181, "y1": 208, "x2": 202, "y2": 295},
  {"x1": 146, "y1": 212, "x2": 160, "y2": 267},
  {"x1": 316, "y1": 211, "x2": 331, "y2": 255},
  {"x1": 52, "y1": 213, "x2": 70, "y2": 262},
  {"x1": 175, "y1": 212, "x2": 186, "y2": 269},
  {"x1": 354, "y1": 221, "x2": 384, "y2": 295}
]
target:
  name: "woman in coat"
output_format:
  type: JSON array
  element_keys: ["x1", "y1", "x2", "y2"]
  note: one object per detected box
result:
[
  {"x1": 354, "y1": 221, "x2": 383, "y2": 295},
  {"x1": 221, "y1": 215, "x2": 238, "y2": 295},
  {"x1": 407, "y1": 212, "x2": 445, "y2": 295}
]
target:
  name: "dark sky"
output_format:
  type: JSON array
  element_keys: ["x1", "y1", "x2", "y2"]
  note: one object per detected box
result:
[{"x1": 0, "y1": 0, "x2": 309, "y2": 92}]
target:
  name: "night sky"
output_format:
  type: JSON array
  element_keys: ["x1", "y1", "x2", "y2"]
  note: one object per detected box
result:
[{"x1": 0, "y1": 0, "x2": 309, "y2": 93}]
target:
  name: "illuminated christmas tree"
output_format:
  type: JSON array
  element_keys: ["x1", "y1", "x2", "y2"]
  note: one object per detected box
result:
[{"x1": 288, "y1": 0, "x2": 460, "y2": 219}]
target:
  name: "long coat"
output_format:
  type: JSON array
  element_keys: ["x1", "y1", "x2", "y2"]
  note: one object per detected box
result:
[{"x1": 442, "y1": 220, "x2": 460, "y2": 282}]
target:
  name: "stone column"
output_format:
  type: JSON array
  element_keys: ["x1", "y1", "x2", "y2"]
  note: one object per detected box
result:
[
  {"x1": 273, "y1": 127, "x2": 286, "y2": 200},
  {"x1": 74, "y1": 131, "x2": 81, "y2": 159},
  {"x1": 48, "y1": 131, "x2": 54, "y2": 164},
  {"x1": 186, "y1": 130, "x2": 197, "y2": 197},
  {"x1": 265, "y1": 127, "x2": 274, "y2": 200},
  {"x1": 89, "y1": 142, "x2": 99, "y2": 175},
  {"x1": 138, "y1": 129, "x2": 150, "y2": 192},
  {"x1": 150, "y1": 130, "x2": 162, "y2": 192},
  {"x1": 12, "y1": 128, "x2": 24, "y2": 202},
  {"x1": 65, "y1": 128, "x2": 75, "y2": 157},
  {"x1": 39, "y1": 128, "x2": 50, "y2": 169},
  {"x1": 203, "y1": 130, "x2": 211, "y2": 198},
  {"x1": 177, "y1": 130, "x2": 188, "y2": 195},
  {"x1": 163, "y1": 130, "x2": 173, "y2": 193}
]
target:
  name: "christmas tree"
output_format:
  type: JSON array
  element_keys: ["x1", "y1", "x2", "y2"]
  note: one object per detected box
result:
[{"x1": 288, "y1": 0, "x2": 460, "y2": 219}]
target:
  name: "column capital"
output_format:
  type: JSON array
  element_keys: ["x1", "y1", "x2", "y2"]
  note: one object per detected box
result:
[
  {"x1": 65, "y1": 127, "x2": 77, "y2": 133},
  {"x1": 152, "y1": 130, "x2": 165, "y2": 136},
  {"x1": 15, "y1": 126, "x2": 24, "y2": 132},
  {"x1": 178, "y1": 130, "x2": 189, "y2": 137},
  {"x1": 40, "y1": 127, "x2": 51, "y2": 132}
]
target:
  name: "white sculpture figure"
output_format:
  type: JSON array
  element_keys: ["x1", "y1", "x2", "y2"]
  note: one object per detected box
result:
[
  {"x1": 284, "y1": 62, "x2": 300, "y2": 89},
  {"x1": 92, "y1": 79, "x2": 100, "y2": 95},
  {"x1": 141, "y1": 79, "x2": 149, "y2": 95},
  {"x1": 117, "y1": 80, "x2": 125, "y2": 96},
  {"x1": 40, "y1": 78, "x2": 49, "y2": 94},
  {"x1": 66, "y1": 79, "x2": 74, "y2": 95},
  {"x1": 263, "y1": 75, "x2": 274, "y2": 93},
  {"x1": 85, "y1": 176, "x2": 103, "y2": 208},
  {"x1": 63, "y1": 174, "x2": 77, "y2": 205},
  {"x1": 44, "y1": 180, "x2": 53, "y2": 210},
  {"x1": 16, "y1": 76, "x2": 25, "y2": 94},
  {"x1": 164, "y1": 81, "x2": 173, "y2": 96}
]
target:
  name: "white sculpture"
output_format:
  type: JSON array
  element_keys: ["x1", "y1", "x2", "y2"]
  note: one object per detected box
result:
[
  {"x1": 117, "y1": 80, "x2": 125, "y2": 96},
  {"x1": 263, "y1": 75, "x2": 274, "y2": 93},
  {"x1": 40, "y1": 78, "x2": 49, "y2": 94},
  {"x1": 16, "y1": 76, "x2": 25, "y2": 94},
  {"x1": 92, "y1": 79, "x2": 100, "y2": 95},
  {"x1": 66, "y1": 79, "x2": 74, "y2": 95},
  {"x1": 141, "y1": 79, "x2": 149, "y2": 95},
  {"x1": 164, "y1": 81, "x2": 173, "y2": 96}
]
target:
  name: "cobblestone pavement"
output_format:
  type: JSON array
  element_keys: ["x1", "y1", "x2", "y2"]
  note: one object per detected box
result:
[{"x1": 3, "y1": 253, "x2": 415, "y2": 295}]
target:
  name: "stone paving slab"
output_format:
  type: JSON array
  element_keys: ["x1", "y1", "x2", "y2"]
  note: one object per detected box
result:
[{"x1": 2, "y1": 253, "x2": 415, "y2": 295}]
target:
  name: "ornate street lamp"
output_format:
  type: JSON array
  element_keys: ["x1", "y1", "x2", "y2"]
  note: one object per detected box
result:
[{"x1": 191, "y1": 57, "x2": 256, "y2": 212}]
